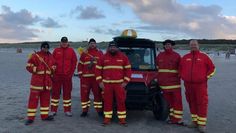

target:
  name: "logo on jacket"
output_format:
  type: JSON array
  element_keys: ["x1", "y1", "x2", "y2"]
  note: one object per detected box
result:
[{"x1": 186, "y1": 58, "x2": 192, "y2": 61}]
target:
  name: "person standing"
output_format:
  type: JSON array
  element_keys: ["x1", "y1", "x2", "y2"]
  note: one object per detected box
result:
[
  {"x1": 156, "y1": 39, "x2": 184, "y2": 125},
  {"x1": 77, "y1": 38, "x2": 103, "y2": 117},
  {"x1": 51, "y1": 37, "x2": 78, "y2": 117},
  {"x1": 95, "y1": 41, "x2": 131, "y2": 126},
  {"x1": 25, "y1": 42, "x2": 56, "y2": 125},
  {"x1": 179, "y1": 39, "x2": 216, "y2": 133}
]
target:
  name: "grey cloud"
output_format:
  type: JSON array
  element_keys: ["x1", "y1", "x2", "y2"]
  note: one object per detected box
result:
[
  {"x1": 0, "y1": 6, "x2": 64, "y2": 41},
  {"x1": 101, "y1": 0, "x2": 122, "y2": 10},
  {"x1": 104, "y1": 0, "x2": 236, "y2": 39},
  {"x1": 186, "y1": 4, "x2": 222, "y2": 16},
  {"x1": 112, "y1": 20, "x2": 138, "y2": 26},
  {"x1": 107, "y1": 29, "x2": 121, "y2": 36},
  {"x1": 0, "y1": 6, "x2": 40, "y2": 40},
  {"x1": 1, "y1": 5, "x2": 41, "y2": 25},
  {"x1": 0, "y1": 21, "x2": 39, "y2": 40},
  {"x1": 40, "y1": 17, "x2": 63, "y2": 28},
  {"x1": 71, "y1": 6, "x2": 105, "y2": 19},
  {"x1": 93, "y1": 27, "x2": 121, "y2": 36}
]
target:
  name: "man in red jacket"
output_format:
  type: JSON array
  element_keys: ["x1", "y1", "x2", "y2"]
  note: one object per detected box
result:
[
  {"x1": 51, "y1": 37, "x2": 78, "y2": 117},
  {"x1": 25, "y1": 42, "x2": 56, "y2": 125},
  {"x1": 78, "y1": 38, "x2": 103, "y2": 117},
  {"x1": 179, "y1": 40, "x2": 215, "y2": 133},
  {"x1": 156, "y1": 40, "x2": 184, "y2": 125},
  {"x1": 95, "y1": 41, "x2": 131, "y2": 126}
]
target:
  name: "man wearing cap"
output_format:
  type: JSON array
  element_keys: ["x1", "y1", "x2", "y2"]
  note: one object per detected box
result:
[
  {"x1": 25, "y1": 42, "x2": 56, "y2": 125},
  {"x1": 179, "y1": 39, "x2": 215, "y2": 133},
  {"x1": 95, "y1": 41, "x2": 131, "y2": 126},
  {"x1": 156, "y1": 39, "x2": 184, "y2": 125},
  {"x1": 77, "y1": 38, "x2": 103, "y2": 117},
  {"x1": 51, "y1": 37, "x2": 78, "y2": 117}
]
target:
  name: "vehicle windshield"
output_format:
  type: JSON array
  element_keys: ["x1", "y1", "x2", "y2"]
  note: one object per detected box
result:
[{"x1": 120, "y1": 47, "x2": 156, "y2": 71}]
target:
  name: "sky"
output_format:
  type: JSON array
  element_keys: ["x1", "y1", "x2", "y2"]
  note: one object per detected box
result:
[{"x1": 0, "y1": 0, "x2": 236, "y2": 43}]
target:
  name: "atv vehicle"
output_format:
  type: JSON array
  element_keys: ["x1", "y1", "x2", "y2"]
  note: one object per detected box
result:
[{"x1": 113, "y1": 31, "x2": 169, "y2": 121}]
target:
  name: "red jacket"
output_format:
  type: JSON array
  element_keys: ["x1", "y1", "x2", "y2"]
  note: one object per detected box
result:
[
  {"x1": 52, "y1": 46, "x2": 77, "y2": 77},
  {"x1": 26, "y1": 51, "x2": 56, "y2": 91},
  {"x1": 78, "y1": 48, "x2": 103, "y2": 78},
  {"x1": 179, "y1": 50, "x2": 216, "y2": 83},
  {"x1": 95, "y1": 51, "x2": 131, "y2": 84},
  {"x1": 156, "y1": 49, "x2": 181, "y2": 91}
]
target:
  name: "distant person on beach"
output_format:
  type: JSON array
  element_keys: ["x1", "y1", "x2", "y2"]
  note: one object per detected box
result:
[
  {"x1": 16, "y1": 48, "x2": 22, "y2": 53},
  {"x1": 156, "y1": 39, "x2": 184, "y2": 125},
  {"x1": 225, "y1": 51, "x2": 230, "y2": 59},
  {"x1": 77, "y1": 38, "x2": 103, "y2": 117},
  {"x1": 50, "y1": 37, "x2": 77, "y2": 117},
  {"x1": 25, "y1": 42, "x2": 56, "y2": 125},
  {"x1": 179, "y1": 39, "x2": 216, "y2": 133}
]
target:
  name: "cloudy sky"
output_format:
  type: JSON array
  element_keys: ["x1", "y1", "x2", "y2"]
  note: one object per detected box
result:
[{"x1": 0, "y1": 0, "x2": 236, "y2": 43}]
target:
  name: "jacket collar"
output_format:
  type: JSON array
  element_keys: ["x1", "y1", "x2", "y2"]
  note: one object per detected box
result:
[
  {"x1": 191, "y1": 50, "x2": 200, "y2": 54},
  {"x1": 165, "y1": 48, "x2": 173, "y2": 54}
]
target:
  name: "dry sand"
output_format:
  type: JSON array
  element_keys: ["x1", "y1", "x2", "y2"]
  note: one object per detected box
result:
[{"x1": 0, "y1": 48, "x2": 235, "y2": 133}]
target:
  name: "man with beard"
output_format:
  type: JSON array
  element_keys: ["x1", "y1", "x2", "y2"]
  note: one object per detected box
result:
[
  {"x1": 95, "y1": 41, "x2": 131, "y2": 126},
  {"x1": 77, "y1": 38, "x2": 103, "y2": 117},
  {"x1": 156, "y1": 40, "x2": 184, "y2": 125}
]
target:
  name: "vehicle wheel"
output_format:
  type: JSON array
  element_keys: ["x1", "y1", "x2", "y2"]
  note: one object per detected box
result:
[{"x1": 152, "y1": 92, "x2": 169, "y2": 121}]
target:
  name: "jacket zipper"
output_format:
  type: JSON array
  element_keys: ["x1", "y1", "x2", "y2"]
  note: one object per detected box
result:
[
  {"x1": 190, "y1": 52, "x2": 195, "y2": 82},
  {"x1": 62, "y1": 49, "x2": 65, "y2": 74},
  {"x1": 43, "y1": 55, "x2": 46, "y2": 90}
]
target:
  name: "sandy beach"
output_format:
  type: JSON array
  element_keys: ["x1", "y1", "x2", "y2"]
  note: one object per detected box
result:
[{"x1": 0, "y1": 48, "x2": 236, "y2": 133}]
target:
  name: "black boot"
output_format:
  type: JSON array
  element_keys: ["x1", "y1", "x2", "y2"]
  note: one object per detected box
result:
[
  {"x1": 80, "y1": 112, "x2": 88, "y2": 117},
  {"x1": 25, "y1": 119, "x2": 34, "y2": 125},
  {"x1": 42, "y1": 115, "x2": 54, "y2": 121}
]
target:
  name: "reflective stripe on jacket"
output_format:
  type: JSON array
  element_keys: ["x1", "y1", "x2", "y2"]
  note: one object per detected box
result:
[
  {"x1": 95, "y1": 51, "x2": 131, "y2": 84},
  {"x1": 52, "y1": 46, "x2": 77, "y2": 76},
  {"x1": 179, "y1": 50, "x2": 216, "y2": 83},
  {"x1": 26, "y1": 51, "x2": 56, "y2": 91},
  {"x1": 156, "y1": 49, "x2": 181, "y2": 91},
  {"x1": 77, "y1": 48, "x2": 103, "y2": 78}
]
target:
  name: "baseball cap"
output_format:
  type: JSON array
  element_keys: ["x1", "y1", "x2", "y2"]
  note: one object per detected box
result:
[
  {"x1": 61, "y1": 36, "x2": 68, "y2": 43},
  {"x1": 108, "y1": 41, "x2": 118, "y2": 47},
  {"x1": 88, "y1": 38, "x2": 96, "y2": 44},
  {"x1": 41, "y1": 42, "x2": 50, "y2": 49},
  {"x1": 163, "y1": 39, "x2": 175, "y2": 46}
]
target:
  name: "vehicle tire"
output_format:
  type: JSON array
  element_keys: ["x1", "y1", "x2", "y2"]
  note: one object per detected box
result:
[{"x1": 152, "y1": 92, "x2": 169, "y2": 121}]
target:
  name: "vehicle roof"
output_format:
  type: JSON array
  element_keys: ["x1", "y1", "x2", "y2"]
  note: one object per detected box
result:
[{"x1": 113, "y1": 36, "x2": 156, "y2": 48}]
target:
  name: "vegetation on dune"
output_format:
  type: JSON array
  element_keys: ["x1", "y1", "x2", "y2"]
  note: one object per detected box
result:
[
  {"x1": 0, "y1": 39, "x2": 236, "y2": 52},
  {"x1": 0, "y1": 41, "x2": 108, "y2": 49}
]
